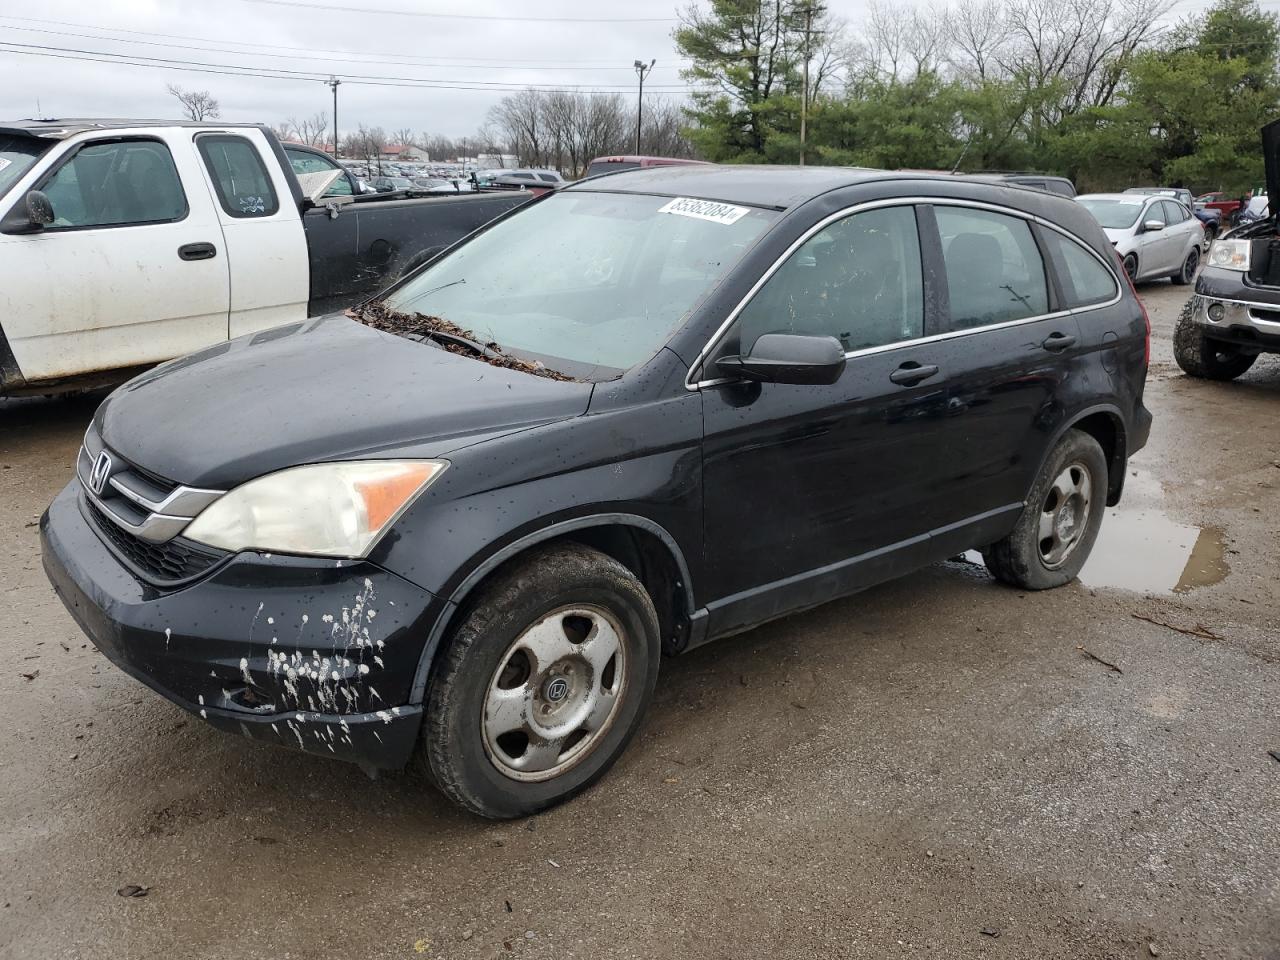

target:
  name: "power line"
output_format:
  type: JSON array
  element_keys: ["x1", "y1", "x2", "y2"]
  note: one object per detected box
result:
[
  {"x1": 232, "y1": 0, "x2": 680, "y2": 23},
  {"x1": 0, "y1": 41, "x2": 696, "y2": 93},
  {"x1": 0, "y1": 22, "x2": 684, "y2": 72},
  {"x1": 0, "y1": 15, "x2": 692, "y2": 68}
]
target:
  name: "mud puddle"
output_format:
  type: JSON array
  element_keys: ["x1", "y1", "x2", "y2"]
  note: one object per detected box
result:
[{"x1": 966, "y1": 470, "x2": 1229, "y2": 594}]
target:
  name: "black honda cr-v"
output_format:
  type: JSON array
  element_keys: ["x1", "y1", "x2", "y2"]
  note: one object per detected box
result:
[{"x1": 42, "y1": 165, "x2": 1151, "y2": 818}]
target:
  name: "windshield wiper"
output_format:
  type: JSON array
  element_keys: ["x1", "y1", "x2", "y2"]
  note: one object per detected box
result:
[
  {"x1": 417, "y1": 327, "x2": 501, "y2": 360},
  {"x1": 394, "y1": 277, "x2": 466, "y2": 312}
]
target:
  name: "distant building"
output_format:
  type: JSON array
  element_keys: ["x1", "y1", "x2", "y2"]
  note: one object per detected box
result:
[{"x1": 382, "y1": 144, "x2": 430, "y2": 161}]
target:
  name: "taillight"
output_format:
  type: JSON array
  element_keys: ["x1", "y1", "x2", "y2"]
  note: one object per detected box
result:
[{"x1": 1116, "y1": 250, "x2": 1151, "y2": 366}]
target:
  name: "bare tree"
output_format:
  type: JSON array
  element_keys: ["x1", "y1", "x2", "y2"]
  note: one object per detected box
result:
[
  {"x1": 946, "y1": 0, "x2": 1012, "y2": 80},
  {"x1": 342, "y1": 125, "x2": 389, "y2": 174},
  {"x1": 392, "y1": 128, "x2": 417, "y2": 152},
  {"x1": 166, "y1": 84, "x2": 220, "y2": 121}
]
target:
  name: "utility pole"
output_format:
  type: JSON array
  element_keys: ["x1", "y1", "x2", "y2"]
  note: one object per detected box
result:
[
  {"x1": 326, "y1": 76, "x2": 341, "y2": 159},
  {"x1": 797, "y1": 2, "x2": 817, "y2": 167},
  {"x1": 633, "y1": 59, "x2": 655, "y2": 154}
]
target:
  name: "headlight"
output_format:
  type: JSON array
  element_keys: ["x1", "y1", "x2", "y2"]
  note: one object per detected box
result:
[
  {"x1": 183, "y1": 460, "x2": 447, "y2": 557},
  {"x1": 1208, "y1": 239, "x2": 1252, "y2": 271}
]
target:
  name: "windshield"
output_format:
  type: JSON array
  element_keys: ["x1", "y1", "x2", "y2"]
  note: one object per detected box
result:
[
  {"x1": 0, "y1": 134, "x2": 52, "y2": 198},
  {"x1": 380, "y1": 190, "x2": 777, "y2": 377},
  {"x1": 1078, "y1": 197, "x2": 1145, "y2": 230}
]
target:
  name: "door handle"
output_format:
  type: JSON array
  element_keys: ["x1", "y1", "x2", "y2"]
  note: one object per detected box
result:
[
  {"x1": 1041, "y1": 332, "x2": 1077, "y2": 353},
  {"x1": 889, "y1": 362, "x2": 939, "y2": 386},
  {"x1": 178, "y1": 242, "x2": 217, "y2": 261}
]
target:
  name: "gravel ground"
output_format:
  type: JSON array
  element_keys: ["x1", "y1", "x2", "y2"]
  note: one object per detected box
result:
[{"x1": 1, "y1": 281, "x2": 1277, "y2": 960}]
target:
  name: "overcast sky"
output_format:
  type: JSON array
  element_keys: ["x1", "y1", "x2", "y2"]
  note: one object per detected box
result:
[{"x1": 0, "y1": 0, "x2": 1208, "y2": 140}]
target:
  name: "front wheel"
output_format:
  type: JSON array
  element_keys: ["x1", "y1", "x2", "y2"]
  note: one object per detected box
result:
[
  {"x1": 1173, "y1": 299, "x2": 1257, "y2": 380},
  {"x1": 420, "y1": 542, "x2": 661, "y2": 819},
  {"x1": 982, "y1": 429, "x2": 1108, "y2": 590},
  {"x1": 1122, "y1": 252, "x2": 1138, "y2": 281},
  {"x1": 1172, "y1": 246, "x2": 1199, "y2": 285}
]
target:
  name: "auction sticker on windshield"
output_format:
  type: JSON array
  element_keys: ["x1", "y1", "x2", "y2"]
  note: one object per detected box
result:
[{"x1": 658, "y1": 196, "x2": 750, "y2": 225}]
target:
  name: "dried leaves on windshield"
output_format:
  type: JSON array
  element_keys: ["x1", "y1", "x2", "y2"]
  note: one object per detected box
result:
[{"x1": 348, "y1": 301, "x2": 577, "y2": 382}]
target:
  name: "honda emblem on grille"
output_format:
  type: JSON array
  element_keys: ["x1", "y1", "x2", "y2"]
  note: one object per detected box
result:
[{"x1": 89, "y1": 451, "x2": 113, "y2": 495}]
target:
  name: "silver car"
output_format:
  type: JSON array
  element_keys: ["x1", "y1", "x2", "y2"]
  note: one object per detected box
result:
[{"x1": 1076, "y1": 192, "x2": 1203, "y2": 284}]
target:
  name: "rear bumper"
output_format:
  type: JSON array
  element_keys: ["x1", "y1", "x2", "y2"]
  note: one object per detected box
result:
[{"x1": 40, "y1": 480, "x2": 443, "y2": 770}]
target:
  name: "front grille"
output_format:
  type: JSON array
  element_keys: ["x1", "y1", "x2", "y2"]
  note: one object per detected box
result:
[{"x1": 86, "y1": 497, "x2": 228, "y2": 585}]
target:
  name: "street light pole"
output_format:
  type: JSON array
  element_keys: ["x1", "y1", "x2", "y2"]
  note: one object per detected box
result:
[
  {"x1": 633, "y1": 59, "x2": 654, "y2": 154},
  {"x1": 326, "y1": 76, "x2": 341, "y2": 159}
]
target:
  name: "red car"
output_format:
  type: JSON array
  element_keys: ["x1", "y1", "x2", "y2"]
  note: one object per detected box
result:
[{"x1": 1195, "y1": 191, "x2": 1244, "y2": 220}]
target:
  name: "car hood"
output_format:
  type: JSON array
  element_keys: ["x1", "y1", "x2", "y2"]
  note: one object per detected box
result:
[
  {"x1": 1102, "y1": 227, "x2": 1132, "y2": 245},
  {"x1": 94, "y1": 314, "x2": 593, "y2": 489}
]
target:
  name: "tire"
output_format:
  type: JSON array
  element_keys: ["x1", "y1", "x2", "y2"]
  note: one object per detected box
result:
[
  {"x1": 1171, "y1": 246, "x2": 1199, "y2": 285},
  {"x1": 1122, "y1": 252, "x2": 1138, "y2": 282},
  {"x1": 1201, "y1": 222, "x2": 1216, "y2": 251},
  {"x1": 420, "y1": 542, "x2": 661, "y2": 819},
  {"x1": 1172, "y1": 299, "x2": 1257, "y2": 380},
  {"x1": 982, "y1": 429, "x2": 1108, "y2": 590}
]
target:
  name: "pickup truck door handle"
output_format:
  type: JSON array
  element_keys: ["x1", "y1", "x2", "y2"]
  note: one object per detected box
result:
[
  {"x1": 1041, "y1": 332, "x2": 1078, "y2": 353},
  {"x1": 889, "y1": 362, "x2": 939, "y2": 386},
  {"x1": 178, "y1": 242, "x2": 217, "y2": 262}
]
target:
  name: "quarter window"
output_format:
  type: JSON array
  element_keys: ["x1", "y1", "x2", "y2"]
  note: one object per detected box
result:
[
  {"x1": 733, "y1": 205, "x2": 924, "y2": 353},
  {"x1": 38, "y1": 139, "x2": 186, "y2": 230},
  {"x1": 1041, "y1": 231, "x2": 1119, "y2": 307},
  {"x1": 936, "y1": 206, "x2": 1048, "y2": 330},
  {"x1": 197, "y1": 135, "x2": 279, "y2": 218}
]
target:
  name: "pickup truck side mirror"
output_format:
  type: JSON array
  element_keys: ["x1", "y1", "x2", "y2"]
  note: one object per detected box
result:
[
  {"x1": 1142, "y1": 218, "x2": 1165, "y2": 233},
  {"x1": 716, "y1": 333, "x2": 847, "y2": 386},
  {"x1": 1, "y1": 189, "x2": 55, "y2": 235}
]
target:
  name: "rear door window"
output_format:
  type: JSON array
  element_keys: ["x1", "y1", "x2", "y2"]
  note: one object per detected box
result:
[
  {"x1": 38, "y1": 139, "x2": 187, "y2": 230},
  {"x1": 1040, "y1": 230, "x2": 1119, "y2": 308},
  {"x1": 936, "y1": 206, "x2": 1049, "y2": 330},
  {"x1": 197, "y1": 135, "x2": 279, "y2": 218}
]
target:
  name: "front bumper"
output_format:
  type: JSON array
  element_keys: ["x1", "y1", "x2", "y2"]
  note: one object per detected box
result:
[
  {"x1": 40, "y1": 480, "x2": 446, "y2": 770},
  {"x1": 1192, "y1": 269, "x2": 1280, "y2": 352}
]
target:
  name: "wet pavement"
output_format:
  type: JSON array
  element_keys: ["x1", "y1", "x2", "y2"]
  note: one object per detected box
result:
[{"x1": 1, "y1": 281, "x2": 1278, "y2": 959}]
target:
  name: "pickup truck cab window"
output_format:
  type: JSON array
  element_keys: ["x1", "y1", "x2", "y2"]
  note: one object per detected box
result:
[
  {"x1": 733, "y1": 204, "x2": 925, "y2": 353},
  {"x1": 197, "y1": 134, "x2": 280, "y2": 219},
  {"x1": 38, "y1": 138, "x2": 187, "y2": 231},
  {"x1": 936, "y1": 206, "x2": 1049, "y2": 330}
]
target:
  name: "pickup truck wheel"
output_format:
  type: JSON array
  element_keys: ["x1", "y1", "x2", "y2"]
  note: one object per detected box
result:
[
  {"x1": 1172, "y1": 247, "x2": 1199, "y2": 285},
  {"x1": 420, "y1": 542, "x2": 660, "y2": 819},
  {"x1": 1173, "y1": 299, "x2": 1257, "y2": 380},
  {"x1": 1122, "y1": 253, "x2": 1138, "y2": 281},
  {"x1": 981, "y1": 430, "x2": 1107, "y2": 590}
]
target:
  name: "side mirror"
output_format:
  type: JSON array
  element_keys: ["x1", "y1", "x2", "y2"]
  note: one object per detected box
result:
[
  {"x1": 2, "y1": 189, "x2": 55, "y2": 234},
  {"x1": 716, "y1": 333, "x2": 846, "y2": 386},
  {"x1": 1142, "y1": 218, "x2": 1165, "y2": 232}
]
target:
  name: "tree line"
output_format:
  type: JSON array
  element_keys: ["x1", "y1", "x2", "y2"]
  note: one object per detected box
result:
[{"x1": 675, "y1": 0, "x2": 1280, "y2": 193}]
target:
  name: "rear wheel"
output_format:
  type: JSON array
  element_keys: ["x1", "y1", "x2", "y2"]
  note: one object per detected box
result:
[
  {"x1": 982, "y1": 430, "x2": 1108, "y2": 590},
  {"x1": 420, "y1": 542, "x2": 660, "y2": 819},
  {"x1": 1173, "y1": 299, "x2": 1257, "y2": 380},
  {"x1": 1201, "y1": 222, "x2": 1216, "y2": 251},
  {"x1": 1172, "y1": 246, "x2": 1198, "y2": 285}
]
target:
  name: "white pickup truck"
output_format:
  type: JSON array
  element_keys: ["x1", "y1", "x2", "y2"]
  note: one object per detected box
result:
[{"x1": 0, "y1": 119, "x2": 533, "y2": 396}]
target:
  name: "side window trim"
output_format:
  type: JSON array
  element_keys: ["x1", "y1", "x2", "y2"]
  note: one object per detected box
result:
[
  {"x1": 686, "y1": 197, "x2": 1123, "y2": 391},
  {"x1": 195, "y1": 133, "x2": 280, "y2": 219},
  {"x1": 914, "y1": 204, "x2": 950, "y2": 338},
  {"x1": 24, "y1": 136, "x2": 190, "y2": 233}
]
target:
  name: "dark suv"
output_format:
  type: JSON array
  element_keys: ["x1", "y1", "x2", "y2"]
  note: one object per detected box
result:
[
  {"x1": 1175, "y1": 119, "x2": 1280, "y2": 380},
  {"x1": 42, "y1": 166, "x2": 1152, "y2": 818}
]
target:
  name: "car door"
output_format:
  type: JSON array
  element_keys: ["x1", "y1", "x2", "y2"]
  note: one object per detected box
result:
[
  {"x1": 0, "y1": 134, "x2": 229, "y2": 384},
  {"x1": 1163, "y1": 200, "x2": 1199, "y2": 259},
  {"x1": 194, "y1": 131, "x2": 309, "y2": 339},
  {"x1": 699, "y1": 203, "x2": 953, "y2": 636},
  {"x1": 923, "y1": 202, "x2": 1089, "y2": 556}
]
